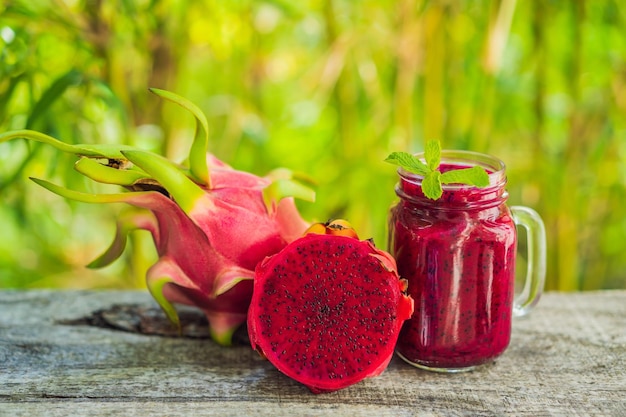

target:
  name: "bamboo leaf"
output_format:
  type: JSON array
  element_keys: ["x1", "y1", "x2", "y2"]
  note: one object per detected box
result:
[{"x1": 26, "y1": 70, "x2": 83, "y2": 129}]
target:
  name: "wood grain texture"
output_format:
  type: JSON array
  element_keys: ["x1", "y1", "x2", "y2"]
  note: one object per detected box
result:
[{"x1": 1, "y1": 290, "x2": 625, "y2": 416}]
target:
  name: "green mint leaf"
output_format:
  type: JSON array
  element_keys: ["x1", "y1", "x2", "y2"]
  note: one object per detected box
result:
[
  {"x1": 384, "y1": 151, "x2": 430, "y2": 175},
  {"x1": 425, "y1": 140, "x2": 441, "y2": 171},
  {"x1": 422, "y1": 171, "x2": 442, "y2": 200},
  {"x1": 386, "y1": 141, "x2": 490, "y2": 201},
  {"x1": 440, "y1": 166, "x2": 490, "y2": 187}
]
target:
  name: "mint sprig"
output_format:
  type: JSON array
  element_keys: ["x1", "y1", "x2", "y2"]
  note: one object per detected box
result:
[{"x1": 385, "y1": 140, "x2": 490, "y2": 200}]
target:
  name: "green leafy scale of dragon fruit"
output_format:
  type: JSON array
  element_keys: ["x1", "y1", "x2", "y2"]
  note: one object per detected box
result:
[{"x1": 0, "y1": 88, "x2": 315, "y2": 346}]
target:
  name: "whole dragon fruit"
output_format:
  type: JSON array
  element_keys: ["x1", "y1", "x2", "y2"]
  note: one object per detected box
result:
[
  {"x1": 247, "y1": 220, "x2": 414, "y2": 393},
  {"x1": 0, "y1": 89, "x2": 314, "y2": 345}
]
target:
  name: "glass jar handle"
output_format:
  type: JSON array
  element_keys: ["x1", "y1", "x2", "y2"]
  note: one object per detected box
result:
[{"x1": 510, "y1": 206, "x2": 547, "y2": 317}]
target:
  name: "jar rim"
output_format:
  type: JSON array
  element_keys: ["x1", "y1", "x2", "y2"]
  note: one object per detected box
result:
[{"x1": 398, "y1": 149, "x2": 506, "y2": 189}]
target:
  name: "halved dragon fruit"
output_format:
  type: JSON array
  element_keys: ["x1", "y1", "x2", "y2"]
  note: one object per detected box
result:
[
  {"x1": 247, "y1": 220, "x2": 414, "y2": 393},
  {"x1": 0, "y1": 89, "x2": 314, "y2": 346}
]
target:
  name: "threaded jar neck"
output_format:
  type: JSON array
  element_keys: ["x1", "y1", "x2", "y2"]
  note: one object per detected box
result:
[{"x1": 395, "y1": 150, "x2": 508, "y2": 210}]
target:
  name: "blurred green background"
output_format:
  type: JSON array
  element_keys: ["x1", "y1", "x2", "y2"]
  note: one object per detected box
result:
[{"x1": 1, "y1": 0, "x2": 625, "y2": 291}]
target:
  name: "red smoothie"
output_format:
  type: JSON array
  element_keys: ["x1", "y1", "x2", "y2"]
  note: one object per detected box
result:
[{"x1": 389, "y1": 157, "x2": 517, "y2": 371}]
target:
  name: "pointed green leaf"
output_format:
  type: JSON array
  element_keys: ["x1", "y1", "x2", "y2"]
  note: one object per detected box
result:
[
  {"x1": 88, "y1": 223, "x2": 129, "y2": 268},
  {"x1": 149, "y1": 88, "x2": 210, "y2": 186},
  {"x1": 205, "y1": 311, "x2": 246, "y2": 346},
  {"x1": 265, "y1": 167, "x2": 317, "y2": 186},
  {"x1": 265, "y1": 167, "x2": 294, "y2": 181},
  {"x1": 73, "y1": 143, "x2": 139, "y2": 159},
  {"x1": 147, "y1": 275, "x2": 180, "y2": 331},
  {"x1": 121, "y1": 150, "x2": 206, "y2": 215},
  {"x1": 425, "y1": 140, "x2": 441, "y2": 171},
  {"x1": 214, "y1": 276, "x2": 252, "y2": 296},
  {"x1": 262, "y1": 179, "x2": 316, "y2": 214},
  {"x1": 0, "y1": 130, "x2": 97, "y2": 156},
  {"x1": 213, "y1": 267, "x2": 254, "y2": 297},
  {"x1": 88, "y1": 212, "x2": 156, "y2": 268},
  {"x1": 441, "y1": 166, "x2": 490, "y2": 187},
  {"x1": 422, "y1": 171, "x2": 443, "y2": 200},
  {"x1": 210, "y1": 325, "x2": 236, "y2": 347},
  {"x1": 384, "y1": 151, "x2": 430, "y2": 175},
  {"x1": 75, "y1": 157, "x2": 149, "y2": 186},
  {"x1": 0, "y1": 129, "x2": 135, "y2": 159},
  {"x1": 30, "y1": 177, "x2": 147, "y2": 204}
]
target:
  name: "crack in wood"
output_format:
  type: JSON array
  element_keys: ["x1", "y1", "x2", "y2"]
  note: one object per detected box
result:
[{"x1": 55, "y1": 304, "x2": 249, "y2": 344}]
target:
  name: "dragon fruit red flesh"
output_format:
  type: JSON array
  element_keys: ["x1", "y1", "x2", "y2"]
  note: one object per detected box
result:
[
  {"x1": 0, "y1": 89, "x2": 314, "y2": 346},
  {"x1": 247, "y1": 221, "x2": 414, "y2": 393}
]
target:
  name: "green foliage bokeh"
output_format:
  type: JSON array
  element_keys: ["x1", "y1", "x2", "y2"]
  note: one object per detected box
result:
[{"x1": 1, "y1": 0, "x2": 625, "y2": 291}]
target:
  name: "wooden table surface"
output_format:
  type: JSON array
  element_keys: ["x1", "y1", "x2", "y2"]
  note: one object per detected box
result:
[{"x1": 1, "y1": 290, "x2": 624, "y2": 416}]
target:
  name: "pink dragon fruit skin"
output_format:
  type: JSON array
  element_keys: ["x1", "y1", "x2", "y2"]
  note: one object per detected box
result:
[
  {"x1": 135, "y1": 155, "x2": 310, "y2": 345},
  {"x1": 29, "y1": 150, "x2": 312, "y2": 346},
  {"x1": 193, "y1": 154, "x2": 307, "y2": 271},
  {"x1": 1, "y1": 89, "x2": 314, "y2": 346}
]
